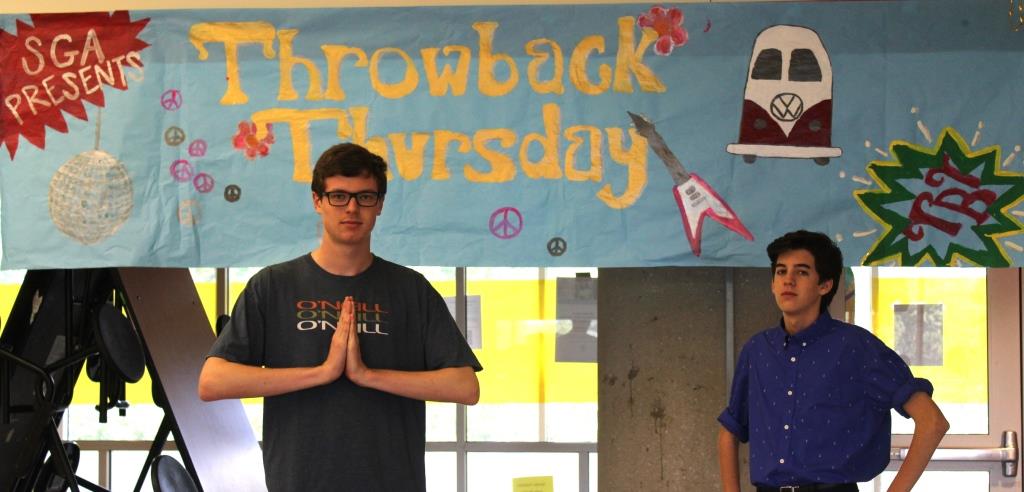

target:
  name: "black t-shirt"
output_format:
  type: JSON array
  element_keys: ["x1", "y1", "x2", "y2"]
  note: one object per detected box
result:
[{"x1": 208, "y1": 254, "x2": 482, "y2": 492}]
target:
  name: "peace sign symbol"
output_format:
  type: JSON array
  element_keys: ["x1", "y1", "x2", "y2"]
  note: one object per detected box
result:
[
  {"x1": 160, "y1": 89, "x2": 183, "y2": 111},
  {"x1": 169, "y1": 159, "x2": 194, "y2": 182},
  {"x1": 164, "y1": 126, "x2": 186, "y2": 146},
  {"x1": 489, "y1": 207, "x2": 523, "y2": 240},
  {"x1": 193, "y1": 172, "x2": 215, "y2": 193},
  {"x1": 224, "y1": 184, "x2": 241, "y2": 202},
  {"x1": 547, "y1": 237, "x2": 567, "y2": 256},
  {"x1": 188, "y1": 139, "x2": 208, "y2": 157}
]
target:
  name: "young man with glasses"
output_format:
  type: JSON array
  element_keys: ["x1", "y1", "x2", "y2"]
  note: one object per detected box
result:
[
  {"x1": 717, "y1": 230, "x2": 948, "y2": 492},
  {"x1": 198, "y1": 143, "x2": 482, "y2": 492}
]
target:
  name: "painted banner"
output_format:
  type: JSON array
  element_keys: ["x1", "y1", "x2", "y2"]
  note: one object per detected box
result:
[{"x1": 1, "y1": 0, "x2": 1022, "y2": 268}]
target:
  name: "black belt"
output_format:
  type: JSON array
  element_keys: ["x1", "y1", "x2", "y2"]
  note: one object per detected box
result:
[{"x1": 757, "y1": 484, "x2": 858, "y2": 492}]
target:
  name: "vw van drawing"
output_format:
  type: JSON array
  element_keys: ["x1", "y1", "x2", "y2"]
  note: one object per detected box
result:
[{"x1": 726, "y1": 25, "x2": 842, "y2": 165}]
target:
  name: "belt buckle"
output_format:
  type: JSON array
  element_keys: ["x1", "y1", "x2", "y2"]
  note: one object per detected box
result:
[{"x1": 780, "y1": 487, "x2": 800, "y2": 492}]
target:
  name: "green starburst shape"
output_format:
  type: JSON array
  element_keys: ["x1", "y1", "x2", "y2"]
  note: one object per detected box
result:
[{"x1": 854, "y1": 128, "x2": 1024, "y2": 266}]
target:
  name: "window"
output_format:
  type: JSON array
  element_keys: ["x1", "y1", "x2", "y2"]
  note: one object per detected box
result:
[
  {"x1": 751, "y1": 48, "x2": 783, "y2": 80},
  {"x1": 463, "y1": 267, "x2": 597, "y2": 490},
  {"x1": 788, "y1": 48, "x2": 822, "y2": 81},
  {"x1": 850, "y1": 266, "x2": 988, "y2": 435},
  {"x1": 1, "y1": 265, "x2": 598, "y2": 491}
]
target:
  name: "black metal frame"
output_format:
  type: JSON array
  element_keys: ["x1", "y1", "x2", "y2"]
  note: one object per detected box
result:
[{"x1": 0, "y1": 269, "x2": 164, "y2": 492}]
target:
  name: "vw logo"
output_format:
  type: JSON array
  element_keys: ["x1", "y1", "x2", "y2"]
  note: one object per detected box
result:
[{"x1": 769, "y1": 93, "x2": 804, "y2": 122}]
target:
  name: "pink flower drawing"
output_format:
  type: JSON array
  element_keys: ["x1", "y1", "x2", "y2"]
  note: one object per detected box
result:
[
  {"x1": 232, "y1": 121, "x2": 275, "y2": 159},
  {"x1": 637, "y1": 5, "x2": 689, "y2": 56}
]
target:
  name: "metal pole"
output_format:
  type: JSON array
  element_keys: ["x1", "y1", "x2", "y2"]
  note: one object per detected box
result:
[{"x1": 725, "y1": 268, "x2": 735, "y2": 399}]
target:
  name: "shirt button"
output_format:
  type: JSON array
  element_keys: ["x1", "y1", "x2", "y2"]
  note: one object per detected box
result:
[
  {"x1": 790, "y1": 356, "x2": 797, "y2": 362},
  {"x1": 784, "y1": 424, "x2": 790, "y2": 430},
  {"x1": 787, "y1": 390, "x2": 793, "y2": 396},
  {"x1": 802, "y1": 342, "x2": 807, "y2": 347},
  {"x1": 779, "y1": 458, "x2": 785, "y2": 464}
]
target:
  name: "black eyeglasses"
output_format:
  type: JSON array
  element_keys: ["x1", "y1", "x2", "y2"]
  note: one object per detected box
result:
[{"x1": 322, "y1": 191, "x2": 382, "y2": 207}]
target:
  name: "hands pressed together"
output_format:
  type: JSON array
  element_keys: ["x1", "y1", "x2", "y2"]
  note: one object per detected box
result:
[
  {"x1": 321, "y1": 296, "x2": 370, "y2": 386},
  {"x1": 316, "y1": 295, "x2": 479, "y2": 405}
]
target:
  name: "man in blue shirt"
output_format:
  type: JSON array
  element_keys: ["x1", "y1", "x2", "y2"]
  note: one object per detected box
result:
[{"x1": 718, "y1": 230, "x2": 948, "y2": 492}]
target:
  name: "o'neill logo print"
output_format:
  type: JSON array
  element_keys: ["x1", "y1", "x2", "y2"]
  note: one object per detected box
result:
[{"x1": 294, "y1": 299, "x2": 389, "y2": 335}]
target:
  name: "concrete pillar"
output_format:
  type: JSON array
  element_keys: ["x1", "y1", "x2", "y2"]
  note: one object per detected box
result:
[{"x1": 598, "y1": 267, "x2": 778, "y2": 491}]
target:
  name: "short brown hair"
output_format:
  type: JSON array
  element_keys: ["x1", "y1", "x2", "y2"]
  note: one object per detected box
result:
[{"x1": 311, "y1": 143, "x2": 387, "y2": 197}]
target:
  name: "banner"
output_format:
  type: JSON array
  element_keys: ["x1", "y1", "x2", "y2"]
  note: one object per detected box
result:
[{"x1": 1, "y1": 1, "x2": 1022, "y2": 268}]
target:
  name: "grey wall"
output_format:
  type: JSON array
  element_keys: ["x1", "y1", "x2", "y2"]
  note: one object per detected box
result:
[{"x1": 598, "y1": 267, "x2": 778, "y2": 491}]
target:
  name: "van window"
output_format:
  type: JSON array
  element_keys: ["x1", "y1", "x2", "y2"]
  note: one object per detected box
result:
[
  {"x1": 751, "y1": 49, "x2": 782, "y2": 80},
  {"x1": 789, "y1": 49, "x2": 822, "y2": 82}
]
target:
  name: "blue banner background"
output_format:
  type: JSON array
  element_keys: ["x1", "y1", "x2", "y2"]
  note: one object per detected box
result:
[{"x1": 1, "y1": 0, "x2": 1022, "y2": 268}]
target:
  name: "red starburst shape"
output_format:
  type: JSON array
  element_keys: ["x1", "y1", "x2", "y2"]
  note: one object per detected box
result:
[
  {"x1": 637, "y1": 5, "x2": 688, "y2": 56},
  {"x1": 0, "y1": 12, "x2": 150, "y2": 158}
]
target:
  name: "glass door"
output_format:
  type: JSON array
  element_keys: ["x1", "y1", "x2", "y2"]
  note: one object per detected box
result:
[{"x1": 849, "y1": 267, "x2": 1021, "y2": 492}]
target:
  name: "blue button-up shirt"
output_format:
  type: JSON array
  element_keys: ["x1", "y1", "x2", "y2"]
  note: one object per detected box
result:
[{"x1": 718, "y1": 312, "x2": 933, "y2": 487}]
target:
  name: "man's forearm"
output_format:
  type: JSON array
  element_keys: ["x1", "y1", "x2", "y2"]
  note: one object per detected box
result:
[
  {"x1": 355, "y1": 366, "x2": 480, "y2": 405},
  {"x1": 198, "y1": 357, "x2": 330, "y2": 401},
  {"x1": 889, "y1": 393, "x2": 950, "y2": 492},
  {"x1": 888, "y1": 423, "x2": 946, "y2": 491},
  {"x1": 718, "y1": 427, "x2": 742, "y2": 492}
]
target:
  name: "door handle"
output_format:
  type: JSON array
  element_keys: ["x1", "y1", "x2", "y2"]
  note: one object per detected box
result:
[{"x1": 890, "y1": 430, "x2": 1019, "y2": 477}]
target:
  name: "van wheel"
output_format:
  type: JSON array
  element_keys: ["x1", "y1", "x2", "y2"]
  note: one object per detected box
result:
[
  {"x1": 743, "y1": 155, "x2": 756, "y2": 164},
  {"x1": 813, "y1": 157, "x2": 830, "y2": 166}
]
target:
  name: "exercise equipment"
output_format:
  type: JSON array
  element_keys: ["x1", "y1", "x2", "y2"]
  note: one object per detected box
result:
[{"x1": 0, "y1": 268, "x2": 266, "y2": 492}]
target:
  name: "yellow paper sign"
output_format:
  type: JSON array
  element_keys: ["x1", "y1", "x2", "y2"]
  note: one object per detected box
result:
[{"x1": 512, "y1": 476, "x2": 554, "y2": 492}]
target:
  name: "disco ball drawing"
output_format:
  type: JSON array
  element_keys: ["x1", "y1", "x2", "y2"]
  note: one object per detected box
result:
[{"x1": 48, "y1": 149, "x2": 134, "y2": 245}]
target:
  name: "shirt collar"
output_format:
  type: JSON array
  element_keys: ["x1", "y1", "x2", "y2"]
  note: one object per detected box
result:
[{"x1": 770, "y1": 311, "x2": 834, "y2": 348}]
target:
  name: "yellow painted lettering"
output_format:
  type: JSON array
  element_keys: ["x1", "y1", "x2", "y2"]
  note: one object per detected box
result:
[
  {"x1": 519, "y1": 103, "x2": 562, "y2": 179},
  {"x1": 433, "y1": 130, "x2": 471, "y2": 180},
  {"x1": 388, "y1": 132, "x2": 430, "y2": 180},
  {"x1": 345, "y1": 106, "x2": 391, "y2": 179},
  {"x1": 251, "y1": 108, "x2": 353, "y2": 182},
  {"x1": 189, "y1": 22, "x2": 276, "y2": 105},
  {"x1": 321, "y1": 45, "x2": 368, "y2": 101},
  {"x1": 597, "y1": 127, "x2": 648, "y2": 208},
  {"x1": 525, "y1": 38, "x2": 564, "y2": 95},
  {"x1": 369, "y1": 47, "x2": 419, "y2": 99},
  {"x1": 365, "y1": 137, "x2": 392, "y2": 180},
  {"x1": 564, "y1": 125, "x2": 602, "y2": 182},
  {"x1": 473, "y1": 22, "x2": 519, "y2": 97},
  {"x1": 614, "y1": 16, "x2": 665, "y2": 93},
  {"x1": 569, "y1": 35, "x2": 611, "y2": 95},
  {"x1": 277, "y1": 29, "x2": 323, "y2": 101},
  {"x1": 469, "y1": 129, "x2": 517, "y2": 182},
  {"x1": 421, "y1": 45, "x2": 471, "y2": 96}
]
